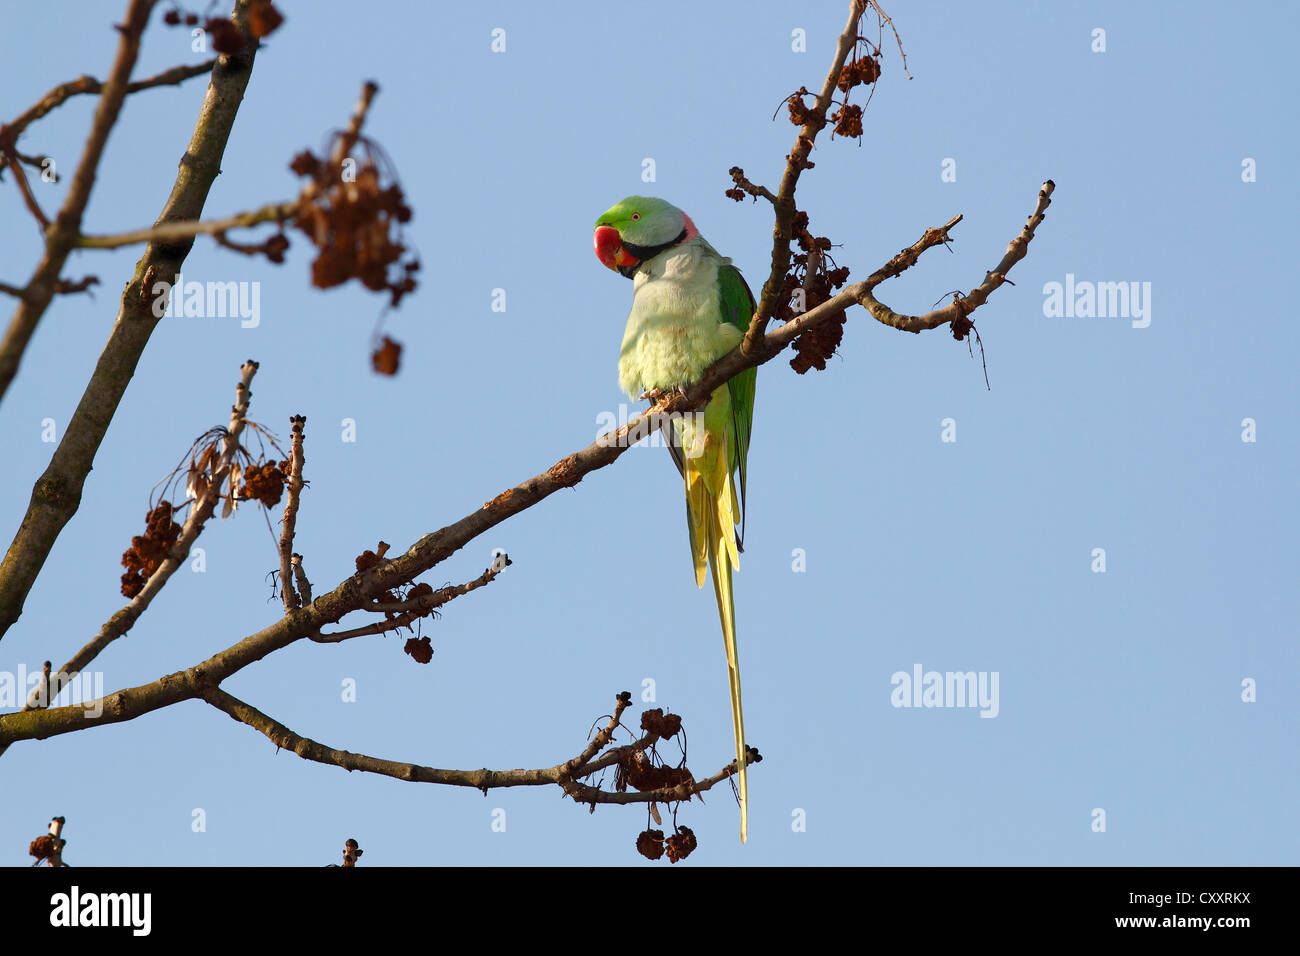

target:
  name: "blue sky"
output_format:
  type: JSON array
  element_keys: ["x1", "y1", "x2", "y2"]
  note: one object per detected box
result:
[{"x1": 1, "y1": 0, "x2": 1295, "y2": 866}]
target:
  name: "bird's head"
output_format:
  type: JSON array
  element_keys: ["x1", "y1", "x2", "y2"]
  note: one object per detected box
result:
[{"x1": 593, "y1": 196, "x2": 698, "y2": 278}]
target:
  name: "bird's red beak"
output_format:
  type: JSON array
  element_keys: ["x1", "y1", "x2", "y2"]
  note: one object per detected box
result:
[{"x1": 593, "y1": 225, "x2": 638, "y2": 272}]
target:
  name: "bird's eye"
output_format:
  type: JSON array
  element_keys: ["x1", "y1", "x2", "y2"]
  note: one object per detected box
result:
[{"x1": 631, "y1": 213, "x2": 641, "y2": 221}]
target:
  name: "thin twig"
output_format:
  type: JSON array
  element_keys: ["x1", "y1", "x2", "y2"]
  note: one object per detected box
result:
[
  {"x1": 74, "y1": 199, "x2": 301, "y2": 249},
  {"x1": 0, "y1": 0, "x2": 158, "y2": 405},
  {"x1": 727, "y1": 167, "x2": 778, "y2": 205},
  {"x1": 559, "y1": 750, "x2": 760, "y2": 806},
  {"x1": 291, "y1": 554, "x2": 311, "y2": 606},
  {"x1": 559, "y1": 693, "x2": 633, "y2": 778},
  {"x1": 857, "y1": 181, "x2": 1054, "y2": 332},
  {"x1": 329, "y1": 81, "x2": 379, "y2": 169},
  {"x1": 278, "y1": 415, "x2": 306, "y2": 612},
  {"x1": 742, "y1": 0, "x2": 867, "y2": 355},
  {"x1": 14, "y1": 361, "x2": 259, "y2": 714},
  {"x1": 0, "y1": 59, "x2": 218, "y2": 176},
  {"x1": 865, "y1": 215, "x2": 962, "y2": 286},
  {"x1": 0, "y1": 276, "x2": 98, "y2": 302},
  {"x1": 0, "y1": 0, "x2": 261, "y2": 642},
  {"x1": 199, "y1": 687, "x2": 749, "y2": 806},
  {"x1": 312, "y1": 562, "x2": 506, "y2": 643},
  {"x1": 1, "y1": 144, "x2": 49, "y2": 231}
]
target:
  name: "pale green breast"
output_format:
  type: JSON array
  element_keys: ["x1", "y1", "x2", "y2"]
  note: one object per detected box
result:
[{"x1": 617, "y1": 240, "x2": 743, "y2": 398}]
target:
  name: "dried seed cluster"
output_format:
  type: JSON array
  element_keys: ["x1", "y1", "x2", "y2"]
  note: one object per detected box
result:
[
  {"x1": 288, "y1": 146, "x2": 418, "y2": 308},
  {"x1": 120, "y1": 502, "x2": 181, "y2": 598},
  {"x1": 239, "y1": 460, "x2": 289, "y2": 508},
  {"x1": 403, "y1": 636, "x2": 433, "y2": 664},
  {"x1": 783, "y1": 211, "x2": 852, "y2": 374},
  {"x1": 618, "y1": 748, "x2": 694, "y2": 792},
  {"x1": 371, "y1": 335, "x2": 401, "y2": 376},
  {"x1": 29, "y1": 834, "x2": 62, "y2": 865},
  {"x1": 640, "y1": 708, "x2": 682, "y2": 739},
  {"x1": 162, "y1": 2, "x2": 283, "y2": 53},
  {"x1": 635, "y1": 825, "x2": 697, "y2": 863},
  {"x1": 832, "y1": 50, "x2": 880, "y2": 139}
]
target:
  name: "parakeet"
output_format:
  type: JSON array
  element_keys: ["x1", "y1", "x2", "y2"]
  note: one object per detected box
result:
[{"x1": 593, "y1": 196, "x2": 757, "y2": 843}]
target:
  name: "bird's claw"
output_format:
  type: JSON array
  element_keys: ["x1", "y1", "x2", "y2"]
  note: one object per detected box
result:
[{"x1": 640, "y1": 385, "x2": 690, "y2": 406}]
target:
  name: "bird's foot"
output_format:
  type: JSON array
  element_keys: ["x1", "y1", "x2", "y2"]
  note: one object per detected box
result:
[{"x1": 639, "y1": 385, "x2": 690, "y2": 406}]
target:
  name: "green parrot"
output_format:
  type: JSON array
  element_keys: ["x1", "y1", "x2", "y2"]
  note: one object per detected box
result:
[{"x1": 593, "y1": 196, "x2": 757, "y2": 843}]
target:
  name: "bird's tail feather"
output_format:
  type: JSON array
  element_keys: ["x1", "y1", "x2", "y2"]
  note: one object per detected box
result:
[
  {"x1": 683, "y1": 426, "x2": 747, "y2": 843},
  {"x1": 710, "y1": 527, "x2": 747, "y2": 844}
]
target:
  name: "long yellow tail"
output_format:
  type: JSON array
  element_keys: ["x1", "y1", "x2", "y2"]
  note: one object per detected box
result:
[{"x1": 683, "y1": 400, "x2": 747, "y2": 843}]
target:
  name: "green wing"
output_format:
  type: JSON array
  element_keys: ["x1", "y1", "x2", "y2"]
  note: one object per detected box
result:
[{"x1": 716, "y1": 262, "x2": 757, "y2": 550}]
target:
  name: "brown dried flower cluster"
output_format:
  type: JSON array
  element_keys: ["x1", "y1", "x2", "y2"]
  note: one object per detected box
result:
[
  {"x1": 635, "y1": 825, "x2": 697, "y2": 863},
  {"x1": 665, "y1": 825, "x2": 697, "y2": 863},
  {"x1": 29, "y1": 833, "x2": 63, "y2": 865},
  {"x1": 120, "y1": 502, "x2": 181, "y2": 598},
  {"x1": 163, "y1": 2, "x2": 282, "y2": 52},
  {"x1": 831, "y1": 49, "x2": 880, "y2": 140},
  {"x1": 785, "y1": 85, "x2": 814, "y2": 126},
  {"x1": 353, "y1": 547, "x2": 384, "y2": 573},
  {"x1": 405, "y1": 582, "x2": 435, "y2": 611},
  {"x1": 183, "y1": 431, "x2": 287, "y2": 514},
  {"x1": 831, "y1": 103, "x2": 863, "y2": 139},
  {"x1": 639, "y1": 708, "x2": 682, "y2": 739},
  {"x1": 779, "y1": 211, "x2": 852, "y2": 374},
  {"x1": 161, "y1": 9, "x2": 199, "y2": 27},
  {"x1": 617, "y1": 747, "x2": 695, "y2": 793},
  {"x1": 837, "y1": 52, "x2": 881, "y2": 92},
  {"x1": 635, "y1": 829, "x2": 665, "y2": 860},
  {"x1": 288, "y1": 143, "x2": 419, "y2": 308},
  {"x1": 403, "y1": 636, "x2": 433, "y2": 664},
  {"x1": 371, "y1": 335, "x2": 401, "y2": 375},
  {"x1": 239, "y1": 459, "x2": 289, "y2": 508},
  {"x1": 246, "y1": 0, "x2": 284, "y2": 39}
]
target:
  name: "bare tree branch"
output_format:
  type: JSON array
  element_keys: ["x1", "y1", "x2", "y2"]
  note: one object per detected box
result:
[
  {"x1": 278, "y1": 415, "x2": 306, "y2": 612},
  {"x1": 1, "y1": 143, "x2": 50, "y2": 231},
  {"x1": 328, "y1": 80, "x2": 379, "y2": 169},
  {"x1": 10, "y1": 362, "x2": 260, "y2": 720},
  {"x1": 727, "y1": 166, "x2": 778, "y2": 205},
  {"x1": 0, "y1": 0, "x2": 160, "y2": 404},
  {"x1": 199, "y1": 688, "x2": 749, "y2": 808},
  {"x1": 0, "y1": 276, "x2": 100, "y2": 301},
  {"x1": 0, "y1": 58, "x2": 218, "y2": 177},
  {"x1": 0, "y1": 0, "x2": 261, "y2": 642},
  {"x1": 742, "y1": 0, "x2": 867, "y2": 354},
  {"x1": 561, "y1": 694, "x2": 634, "y2": 777},
  {"x1": 0, "y1": 147, "x2": 56, "y2": 180},
  {"x1": 857, "y1": 181, "x2": 1055, "y2": 333},
  {"x1": 291, "y1": 554, "x2": 312, "y2": 606},
  {"x1": 73, "y1": 199, "x2": 301, "y2": 249},
  {"x1": 312, "y1": 562, "x2": 507, "y2": 643},
  {"x1": 72, "y1": 80, "x2": 382, "y2": 252}
]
